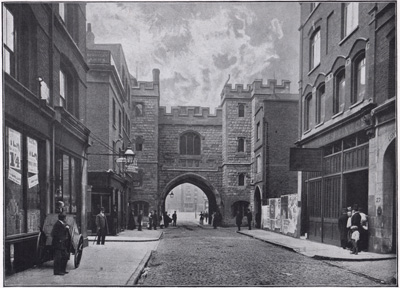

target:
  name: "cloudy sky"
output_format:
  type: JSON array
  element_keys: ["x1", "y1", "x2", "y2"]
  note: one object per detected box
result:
[{"x1": 87, "y1": 2, "x2": 300, "y2": 111}]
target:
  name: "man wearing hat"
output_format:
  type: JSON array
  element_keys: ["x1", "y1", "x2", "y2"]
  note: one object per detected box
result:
[{"x1": 51, "y1": 213, "x2": 70, "y2": 275}]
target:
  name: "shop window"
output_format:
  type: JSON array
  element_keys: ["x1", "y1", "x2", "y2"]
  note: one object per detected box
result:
[
  {"x1": 333, "y1": 67, "x2": 345, "y2": 114},
  {"x1": 310, "y1": 29, "x2": 321, "y2": 70},
  {"x1": 180, "y1": 132, "x2": 201, "y2": 155},
  {"x1": 316, "y1": 84, "x2": 325, "y2": 124},
  {"x1": 55, "y1": 151, "x2": 80, "y2": 214},
  {"x1": 238, "y1": 104, "x2": 245, "y2": 117},
  {"x1": 5, "y1": 127, "x2": 41, "y2": 236},
  {"x1": 238, "y1": 173, "x2": 245, "y2": 186},
  {"x1": 304, "y1": 93, "x2": 312, "y2": 130},
  {"x1": 352, "y1": 53, "x2": 366, "y2": 104},
  {"x1": 342, "y1": 3, "x2": 359, "y2": 38},
  {"x1": 237, "y1": 137, "x2": 245, "y2": 152}
]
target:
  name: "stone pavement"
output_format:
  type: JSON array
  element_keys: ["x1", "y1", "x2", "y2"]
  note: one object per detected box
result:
[{"x1": 4, "y1": 229, "x2": 162, "y2": 286}]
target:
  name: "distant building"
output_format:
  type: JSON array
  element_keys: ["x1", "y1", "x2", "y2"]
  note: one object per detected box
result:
[
  {"x1": 297, "y1": 2, "x2": 396, "y2": 253},
  {"x1": 86, "y1": 24, "x2": 134, "y2": 235},
  {"x1": 4, "y1": 3, "x2": 90, "y2": 274}
]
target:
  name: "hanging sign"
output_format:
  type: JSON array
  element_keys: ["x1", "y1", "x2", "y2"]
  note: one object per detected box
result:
[
  {"x1": 8, "y1": 168, "x2": 21, "y2": 185},
  {"x1": 28, "y1": 174, "x2": 39, "y2": 189},
  {"x1": 27, "y1": 137, "x2": 38, "y2": 174},
  {"x1": 8, "y1": 128, "x2": 21, "y2": 171}
]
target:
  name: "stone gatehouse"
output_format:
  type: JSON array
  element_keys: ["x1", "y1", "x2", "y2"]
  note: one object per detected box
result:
[{"x1": 129, "y1": 69, "x2": 298, "y2": 226}]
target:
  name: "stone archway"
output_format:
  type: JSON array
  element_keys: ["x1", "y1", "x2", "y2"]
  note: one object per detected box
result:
[
  {"x1": 254, "y1": 186, "x2": 262, "y2": 228},
  {"x1": 160, "y1": 173, "x2": 222, "y2": 222}
]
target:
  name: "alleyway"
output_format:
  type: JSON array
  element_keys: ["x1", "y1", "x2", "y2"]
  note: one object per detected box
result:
[{"x1": 138, "y1": 220, "x2": 386, "y2": 286}]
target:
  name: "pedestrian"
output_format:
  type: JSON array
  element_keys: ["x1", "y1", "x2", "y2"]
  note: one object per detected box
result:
[
  {"x1": 346, "y1": 206, "x2": 353, "y2": 248},
  {"x1": 137, "y1": 210, "x2": 143, "y2": 231},
  {"x1": 128, "y1": 207, "x2": 136, "y2": 230},
  {"x1": 350, "y1": 204, "x2": 361, "y2": 255},
  {"x1": 96, "y1": 207, "x2": 109, "y2": 245},
  {"x1": 213, "y1": 211, "x2": 221, "y2": 229},
  {"x1": 159, "y1": 213, "x2": 164, "y2": 229},
  {"x1": 359, "y1": 207, "x2": 368, "y2": 251},
  {"x1": 51, "y1": 213, "x2": 70, "y2": 275},
  {"x1": 111, "y1": 205, "x2": 119, "y2": 235},
  {"x1": 152, "y1": 210, "x2": 158, "y2": 230},
  {"x1": 200, "y1": 212, "x2": 204, "y2": 225},
  {"x1": 338, "y1": 207, "x2": 349, "y2": 249},
  {"x1": 148, "y1": 211, "x2": 153, "y2": 230},
  {"x1": 204, "y1": 211, "x2": 208, "y2": 224},
  {"x1": 246, "y1": 209, "x2": 253, "y2": 230},
  {"x1": 235, "y1": 211, "x2": 243, "y2": 232},
  {"x1": 172, "y1": 211, "x2": 177, "y2": 226},
  {"x1": 164, "y1": 211, "x2": 171, "y2": 228},
  {"x1": 212, "y1": 212, "x2": 217, "y2": 228}
]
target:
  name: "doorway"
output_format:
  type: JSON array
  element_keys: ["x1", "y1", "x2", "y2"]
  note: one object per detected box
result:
[{"x1": 344, "y1": 170, "x2": 368, "y2": 211}]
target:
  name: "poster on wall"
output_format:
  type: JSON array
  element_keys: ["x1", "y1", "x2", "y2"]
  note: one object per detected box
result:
[
  {"x1": 262, "y1": 205, "x2": 270, "y2": 229},
  {"x1": 287, "y1": 194, "x2": 298, "y2": 234},
  {"x1": 8, "y1": 168, "x2": 21, "y2": 185},
  {"x1": 269, "y1": 198, "x2": 281, "y2": 230},
  {"x1": 9, "y1": 128, "x2": 21, "y2": 170},
  {"x1": 27, "y1": 137, "x2": 38, "y2": 174},
  {"x1": 28, "y1": 174, "x2": 39, "y2": 189}
]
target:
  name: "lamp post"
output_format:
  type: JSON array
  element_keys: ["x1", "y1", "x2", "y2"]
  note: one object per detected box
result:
[{"x1": 170, "y1": 192, "x2": 174, "y2": 198}]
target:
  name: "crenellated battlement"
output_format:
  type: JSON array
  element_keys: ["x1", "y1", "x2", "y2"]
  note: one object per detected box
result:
[
  {"x1": 221, "y1": 79, "x2": 291, "y2": 100},
  {"x1": 131, "y1": 69, "x2": 160, "y2": 97},
  {"x1": 159, "y1": 106, "x2": 222, "y2": 125}
]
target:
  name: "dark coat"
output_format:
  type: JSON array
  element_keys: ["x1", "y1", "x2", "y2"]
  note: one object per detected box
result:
[
  {"x1": 51, "y1": 220, "x2": 69, "y2": 250},
  {"x1": 351, "y1": 212, "x2": 362, "y2": 229},
  {"x1": 247, "y1": 211, "x2": 253, "y2": 222},
  {"x1": 96, "y1": 213, "x2": 109, "y2": 234},
  {"x1": 236, "y1": 214, "x2": 243, "y2": 226}
]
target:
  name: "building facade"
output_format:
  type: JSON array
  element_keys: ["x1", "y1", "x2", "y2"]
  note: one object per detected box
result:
[
  {"x1": 297, "y1": 2, "x2": 396, "y2": 253},
  {"x1": 3, "y1": 3, "x2": 90, "y2": 274},
  {"x1": 85, "y1": 25, "x2": 135, "y2": 235}
]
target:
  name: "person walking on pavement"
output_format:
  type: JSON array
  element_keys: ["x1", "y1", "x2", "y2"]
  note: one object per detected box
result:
[
  {"x1": 96, "y1": 207, "x2": 109, "y2": 245},
  {"x1": 111, "y1": 205, "x2": 119, "y2": 235},
  {"x1": 51, "y1": 213, "x2": 70, "y2": 275},
  {"x1": 246, "y1": 208, "x2": 253, "y2": 230},
  {"x1": 338, "y1": 208, "x2": 349, "y2": 249},
  {"x1": 235, "y1": 210, "x2": 243, "y2": 232},
  {"x1": 137, "y1": 210, "x2": 143, "y2": 231},
  {"x1": 172, "y1": 211, "x2": 177, "y2": 226},
  {"x1": 204, "y1": 211, "x2": 208, "y2": 224},
  {"x1": 200, "y1": 212, "x2": 204, "y2": 225},
  {"x1": 148, "y1": 211, "x2": 153, "y2": 230}
]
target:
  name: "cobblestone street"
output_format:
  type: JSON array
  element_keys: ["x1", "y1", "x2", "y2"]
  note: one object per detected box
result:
[{"x1": 138, "y1": 221, "x2": 385, "y2": 286}]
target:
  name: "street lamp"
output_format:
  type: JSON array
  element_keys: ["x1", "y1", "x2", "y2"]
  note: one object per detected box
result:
[
  {"x1": 124, "y1": 146, "x2": 135, "y2": 164},
  {"x1": 170, "y1": 192, "x2": 174, "y2": 198}
]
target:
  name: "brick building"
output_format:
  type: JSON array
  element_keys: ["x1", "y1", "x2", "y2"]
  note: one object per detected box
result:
[
  {"x1": 86, "y1": 24, "x2": 134, "y2": 235},
  {"x1": 3, "y1": 3, "x2": 90, "y2": 274},
  {"x1": 297, "y1": 2, "x2": 396, "y2": 253}
]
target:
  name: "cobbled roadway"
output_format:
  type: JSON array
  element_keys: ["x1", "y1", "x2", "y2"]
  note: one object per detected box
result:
[{"x1": 139, "y1": 222, "x2": 383, "y2": 286}]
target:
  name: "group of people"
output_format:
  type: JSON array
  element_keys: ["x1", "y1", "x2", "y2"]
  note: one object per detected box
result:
[
  {"x1": 199, "y1": 211, "x2": 208, "y2": 225},
  {"x1": 235, "y1": 209, "x2": 253, "y2": 231},
  {"x1": 338, "y1": 204, "x2": 368, "y2": 255},
  {"x1": 128, "y1": 209, "x2": 178, "y2": 231}
]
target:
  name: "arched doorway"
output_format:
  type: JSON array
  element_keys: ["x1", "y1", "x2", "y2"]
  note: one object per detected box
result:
[
  {"x1": 160, "y1": 173, "x2": 221, "y2": 224},
  {"x1": 254, "y1": 186, "x2": 262, "y2": 228},
  {"x1": 383, "y1": 140, "x2": 396, "y2": 253}
]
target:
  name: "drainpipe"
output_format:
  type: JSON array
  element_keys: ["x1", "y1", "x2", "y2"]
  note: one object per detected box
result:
[{"x1": 49, "y1": 4, "x2": 55, "y2": 214}]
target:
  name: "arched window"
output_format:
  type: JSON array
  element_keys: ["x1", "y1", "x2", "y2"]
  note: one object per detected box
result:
[
  {"x1": 180, "y1": 132, "x2": 201, "y2": 155},
  {"x1": 316, "y1": 84, "x2": 325, "y2": 124},
  {"x1": 237, "y1": 137, "x2": 245, "y2": 152},
  {"x1": 238, "y1": 173, "x2": 245, "y2": 186},
  {"x1": 310, "y1": 29, "x2": 321, "y2": 70},
  {"x1": 334, "y1": 67, "x2": 345, "y2": 114},
  {"x1": 238, "y1": 103, "x2": 245, "y2": 117},
  {"x1": 304, "y1": 93, "x2": 312, "y2": 130},
  {"x1": 352, "y1": 53, "x2": 366, "y2": 104}
]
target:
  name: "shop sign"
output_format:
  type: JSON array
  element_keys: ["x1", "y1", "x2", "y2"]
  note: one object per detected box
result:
[
  {"x1": 8, "y1": 168, "x2": 21, "y2": 185},
  {"x1": 8, "y1": 128, "x2": 21, "y2": 171},
  {"x1": 28, "y1": 137, "x2": 38, "y2": 174}
]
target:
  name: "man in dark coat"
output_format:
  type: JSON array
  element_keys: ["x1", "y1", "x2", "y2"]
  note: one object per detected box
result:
[
  {"x1": 152, "y1": 210, "x2": 158, "y2": 230},
  {"x1": 51, "y1": 213, "x2": 70, "y2": 275},
  {"x1": 172, "y1": 211, "x2": 177, "y2": 226},
  {"x1": 96, "y1": 207, "x2": 109, "y2": 245},
  {"x1": 246, "y1": 209, "x2": 253, "y2": 230},
  {"x1": 235, "y1": 211, "x2": 243, "y2": 232},
  {"x1": 338, "y1": 208, "x2": 349, "y2": 249}
]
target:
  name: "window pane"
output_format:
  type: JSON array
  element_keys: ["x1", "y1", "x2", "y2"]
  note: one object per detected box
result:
[
  {"x1": 357, "y1": 58, "x2": 366, "y2": 102},
  {"x1": 312, "y1": 31, "x2": 320, "y2": 68},
  {"x1": 5, "y1": 127, "x2": 25, "y2": 236},
  {"x1": 187, "y1": 134, "x2": 194, "y2": 155},
  {"x1": 63, "y1": 155, "x2": 70, "y2": 213},
  {"x1": 239, "y1": 174, "x2": 245, "y2": 186},
  {"x1": 59, "y1": 3, "x2": 65, "y2": 22},
  {"x1": 27, "y1": 137, "x2": 41, "y2": 233},
  {"x1": 238, "y1": 138, "x2": 244, "y2": 152},
  {"x1": 4, "y1": 8, "x2": 14, "y2": 51},
  {"x1": 60, "y1": 70, "x2": 66, "y2": 105},
  {"x1": 194, "y1": 135, "x2": 201, "y2": 155},
  {"x1": 180, "y1": 135, "x2": 187, "y2": 154},
  {"x1": 238, "y1": 104, "x2": 244, "y2": 117}
]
